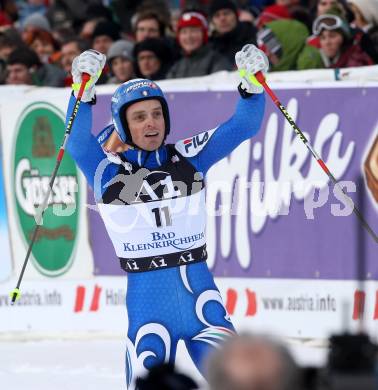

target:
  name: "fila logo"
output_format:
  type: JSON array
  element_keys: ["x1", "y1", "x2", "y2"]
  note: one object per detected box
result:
[
  {"x1": 176, "y1": 128, "x2": 216, "y2": 157},
  {"x1": 184, "y1": 132, "x2": 209, "y2": 153}
]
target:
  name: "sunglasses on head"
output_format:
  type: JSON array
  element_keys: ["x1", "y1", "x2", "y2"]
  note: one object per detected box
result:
[{"x1": 312, "y1": 14, "x2": 343, "y2": 35}]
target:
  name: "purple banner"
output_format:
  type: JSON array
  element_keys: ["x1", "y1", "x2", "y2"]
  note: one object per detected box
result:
[{"x1": 88, "y1": 87, "x2": 378, "y2": 280}]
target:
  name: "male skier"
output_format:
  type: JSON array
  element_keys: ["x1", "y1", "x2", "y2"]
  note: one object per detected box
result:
[{"x1": 66, "y1": 44, "x2": 268, "y2": 388}]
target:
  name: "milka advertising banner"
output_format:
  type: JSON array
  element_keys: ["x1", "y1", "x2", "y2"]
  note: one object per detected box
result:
[{"x1": 89, "y1": 87, "x2": 378, "y2": 281}]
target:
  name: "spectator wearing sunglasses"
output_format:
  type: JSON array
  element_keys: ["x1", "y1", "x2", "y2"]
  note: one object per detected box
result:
[{"x1": 313, "y1": 7, "x2": 374, "y2": 68}]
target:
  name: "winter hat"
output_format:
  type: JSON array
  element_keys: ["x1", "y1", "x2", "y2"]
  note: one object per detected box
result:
[
  {"x1": 177, "y1": 12, "x2": 208, "y2": 43},
  {"x1": 257, "y1": 5, "x2": 291, "y2": 28},
  {"x1": 0, "y1": 12, "x2": 12, "y2": 27},
  {"x1": 107, "y1": 40, "x2": 134, "y2": 63},
  {"x1": 348, "y1": 0, "x2": 378, "y2": 25},
  {"x1": 209, "y1": 0, "x2": 238, "y2": 18},
  {"x1": 23, "y1": 13, "x2": 51, "y2": 32},
  {"x1": 134, "y1": 38, "x2": 172, "y2": 64},
  {"x1": 7, "y1": 47, "x2": 41, "y2": 68},
  {"x1": 92, "y1": 21, "x2": 120, "y2": 41}
]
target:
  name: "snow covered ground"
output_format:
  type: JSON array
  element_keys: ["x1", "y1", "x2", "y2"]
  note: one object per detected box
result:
[{"x1": 0, "y1": 336, "x2": 328, "y2": 390}]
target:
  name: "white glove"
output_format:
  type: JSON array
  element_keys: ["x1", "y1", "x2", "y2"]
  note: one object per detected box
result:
[
  {"x1": 71, "y1": 49, "x2": 106, "y2": 102},
  {"x1": 235, "y1": 44, "x2": 269, "y2": 94}
]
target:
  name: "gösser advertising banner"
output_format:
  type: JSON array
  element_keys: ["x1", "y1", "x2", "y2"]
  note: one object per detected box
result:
[
  {"x1": 0, "y1": 82, "x2": 377, "y2": 340},
  {"x1": 0, "y1": 93, "x2": 93, "y2": 280}
]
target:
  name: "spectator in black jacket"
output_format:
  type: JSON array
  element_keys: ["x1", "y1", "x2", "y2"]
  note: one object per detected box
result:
[
  {"x1": 134, "y1": 37, "x2": 173, "y2": 80},
  {"x1": 209, "y1": 0, "x2": 257, "y2": 64}
]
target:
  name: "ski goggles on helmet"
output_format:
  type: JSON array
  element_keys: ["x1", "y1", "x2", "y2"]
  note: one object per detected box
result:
[{"x1": 312, "y1": 14, "x2": 345, "y2": 36}]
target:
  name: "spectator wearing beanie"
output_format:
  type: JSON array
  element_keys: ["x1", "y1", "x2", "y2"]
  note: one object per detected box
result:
[
  {"x1": 21, "y1": 13, "x2": 51, "y2": 41},
  {"x1": 167, "y1": 11, "x2": 232, "y2": 79},
  {"x1": 256, "y1": 4, "x2": 291, "y2": 29},
  {"x1": 134, "y1": 38, "x2": 173, "y2": 80},
  {"x1": 91, "y1": 21, "x2": 120, "y2": 55},
  {"x1": 348, "y1": 0, "x2": 378, "y2": 63},
  {"x1": 91, "y1": 21, "x2": 121, "y2": 84},
  {"x1": 6, "y1": 47, "x2": 65, "y2": 86},
  {"x1": 275, "y1": 0, "x2": 300, "y2": 8},
  {"x1": 18, "y1": 1, "x2": 47, "y2": 26},
  {"x1": 209, "y1": 0, "x2": 257, "y2": 64},
  {"x1": 107, "y1": 40, "x2": 135, "y2": 84},
  {"x1": 313, "y1": 7, "x2": 374, "y2": 68}
]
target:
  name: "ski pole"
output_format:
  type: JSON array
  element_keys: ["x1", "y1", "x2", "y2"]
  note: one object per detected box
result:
[
  {"x1": 9, "y1": 73, "x2": 91, "y2": 305},
  {"x1": 255, "y1": 71, "x2": 378, "y2": 244}
]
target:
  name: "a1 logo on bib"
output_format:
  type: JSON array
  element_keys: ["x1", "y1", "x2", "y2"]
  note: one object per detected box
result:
[
  {"x1": 13, "y1": 102, "x2": 80, "y2": 276},
  {"x1": 135, "y1": 171, "x2": 181, "y2": 202}
]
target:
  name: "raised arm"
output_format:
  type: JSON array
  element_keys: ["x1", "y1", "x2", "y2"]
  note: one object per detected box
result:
[
  {"x1": 175, "y1": 44, "x2": 269, "y2": 175},
  {"x1": 66, "y1": 50, "x2": 107, "y2": 189}
]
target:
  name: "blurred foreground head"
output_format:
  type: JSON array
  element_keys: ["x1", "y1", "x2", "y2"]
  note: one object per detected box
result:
[
  {"x1": 135, "y1": 362, "x2": 198, "y2": 390},
  {"x1": 207, "y1": 333, "x2": 300, "y2": 390}
]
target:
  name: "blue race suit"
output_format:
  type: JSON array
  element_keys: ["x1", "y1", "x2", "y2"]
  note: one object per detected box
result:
[{"x1": 66, "y1": 90, "x2": 265, "y2": 389}]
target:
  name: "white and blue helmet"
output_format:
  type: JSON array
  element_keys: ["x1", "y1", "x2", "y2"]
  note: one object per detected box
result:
[{"x1": 111, "y1": 78, "x2": 170, "y2": 145}]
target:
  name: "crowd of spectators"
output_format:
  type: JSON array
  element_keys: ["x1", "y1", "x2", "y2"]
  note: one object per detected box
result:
[{"x1": 0, "y1": 0, "x2": 377, "y2": 87}]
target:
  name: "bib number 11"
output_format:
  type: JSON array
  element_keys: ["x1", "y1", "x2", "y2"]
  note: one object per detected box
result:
[{"x1": 151, "y1": 206, "x2": 172, "y2": 227}]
